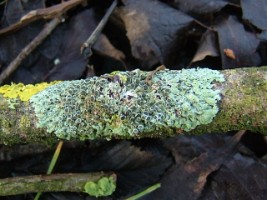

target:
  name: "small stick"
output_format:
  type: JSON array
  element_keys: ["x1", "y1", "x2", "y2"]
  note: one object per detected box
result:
[
  {"x1": 81, "y1": 0, "x2": 118, "y2": 58},
  {"x1": 0, "y1": 0, "x2": 84, "y2": 35},
  {"x1": 145, "y1": 65, "x2": 166, "y2": 85},
  {"x1": 0, "y1": 172, "x2": 116, "y2": 196},
  {"x1": 0, "y1": 17, "x2": 62, "y2": 85}
]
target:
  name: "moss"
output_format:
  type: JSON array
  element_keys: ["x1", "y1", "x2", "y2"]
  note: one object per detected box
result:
[
  {"x1": 84, "y1": 176, "x2": 116, "y2": 197},
  {"x1": 220, "y1": 67, "x2": 267, "y2": 133},
  {"x1": 191, "y1": 66, "x2": 267, "y2": 134},
  {"x1": 29, "y1": 68, "x2": 225, "y2": 140},
  {"x1": 19, "y1": 115, "x2": 31, "y2": 130}
]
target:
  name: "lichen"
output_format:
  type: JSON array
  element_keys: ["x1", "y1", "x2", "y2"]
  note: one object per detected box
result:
[
  {"x1": 0, "y1": 81, "x2": 60, "y2": 102},
  {"x1": 84, "y1": 176, "x2": 116, "y2": 197},
  {"x1": 29, "y1": 68, "x2": 225, "y2": 140}
]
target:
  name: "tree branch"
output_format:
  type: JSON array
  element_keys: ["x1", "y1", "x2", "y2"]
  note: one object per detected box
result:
[
  {"x1": 0, "y1": 67, "x2": 266, "y2": 145},
  {"x1": 0, "y1": 172, "x2": 116, "y2": 196}
]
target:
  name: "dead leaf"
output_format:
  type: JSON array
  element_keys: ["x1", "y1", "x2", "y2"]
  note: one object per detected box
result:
[
  {"x1": 117, "y1": 0, "x2": 193, "y2": 68},
  {"x1": 224, "y1": 48, "x2": 236, "y2": 60},
  {"x1": 192, "y1": 30, "x2": 219, "y2": 63},
  {"x1": 93, "y1": 33, "x2": 126, "y2": 61},
  {"x1": 4, "y1": 0, "x2": 45, "y2": 25},
  {"x1": 78, "y1": 141, "x2": 172, "y2": 198},
  {"x1": 45, "y1": 9, "x2": 98, "y2": 81},
  {"x1": 172, "y1": 0, "x2": 228, "y2": 14},
  {"x1": 144, "y1": 133, "x2": 244, "y2": 200},
  {"x1": 241, "y1": 0, "x2": 267, "y2": 41},
  {"x1": 201, "y1": 152, "x2": 267, "y2": 200},
  {"x1": 216, "y1": 16, "x2": 261, "y2": 68},
  {"x1": 0, "y1": 0, "x2": 45, "y2": 67}
]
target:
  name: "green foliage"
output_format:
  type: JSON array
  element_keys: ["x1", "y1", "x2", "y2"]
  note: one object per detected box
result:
[
  {"x1": 84, "y1": 177, "x2": 116, "y2": 197},
  {"x1": 30, "y1": 68, "x2": 224, "y2": 140}
]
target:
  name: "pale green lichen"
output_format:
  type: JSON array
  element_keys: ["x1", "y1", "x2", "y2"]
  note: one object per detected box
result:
[
  {"x1": 29, "y1": 68, "x2": 225, "y2": 140},
  {"x1": 84, "y1": 176, "x2": 116, "y2": 197}
]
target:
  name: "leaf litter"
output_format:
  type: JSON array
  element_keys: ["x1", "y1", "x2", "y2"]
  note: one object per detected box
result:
[{"x1": 0, "y1": 0, "x2": 266, "y2": 199}]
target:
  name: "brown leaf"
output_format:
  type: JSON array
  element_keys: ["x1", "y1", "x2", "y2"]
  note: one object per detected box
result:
[
  {"x1": 117, "y1": 0, "x2": 193, "y2": 68},
  {"x1": 241, "y1": 0, "x2": 267, "y2": 40},
  {"x1": 45, "y1": 9, "x2": 98, "y2": 81},
  {"x1": 223, "y1": 48, "x2": 236, "y2": 60},
  {"x1": 192, "y1": 30, "x2": 219, "y2": 63},
  {"x1": 201, "y1": 152, "x2": 267, "y2": 200},
  {"x1": 93, "y1": 34, "x2": 126, "y2": 61},
  {"x1": 144, "y1": 133, "x2": 244, "y2": 199},
  {"x1": 0, "y1": 0, "x2": 84, "y2": 35},
  {"x1": 172, "y1": 0, "x2": 228, "y2": 14},
  {"x1": 0, "y1": 0, "x2": 45, "y2": 66},
  {"x1": 216, "y1": 16, "x2": 261, "y2": 68},
  {"x1": 78, "y1": 141, "x2": 172, "y2": 198}
]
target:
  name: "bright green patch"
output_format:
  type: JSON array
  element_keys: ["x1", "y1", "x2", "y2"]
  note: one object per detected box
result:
[
  {"x1": 0, "y1": 81, "x2": 60, "y2": 102},
  {"x1": 84, "y1": 176, "x2": 116, "y2": 197}
]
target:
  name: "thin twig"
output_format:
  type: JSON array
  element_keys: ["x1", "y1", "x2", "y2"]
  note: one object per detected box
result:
[
  {"x1": 0, "y1": 17, "x2": 62, "y2": 85},
  {"x1": 81, "y1": 0, "x2": 118, "y2": 58},
  {"x1": 193, "y1": 19, "x2": 215, "y2": 32},
  {"x1": 0, "y1": 172, "x2": 116, "y2": 196},
  {"x1": 0, "y1": 0, "x2": 84, "y2": 35}
]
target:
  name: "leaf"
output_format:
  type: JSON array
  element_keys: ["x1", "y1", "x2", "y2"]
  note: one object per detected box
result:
[
  {"x1": 216, "y1": 16, "x2": 261, "y2": 68},
  {"x1": 172, "y1": 0, "x2": 228, "y2": 14},
  {"x1": 92, "y1": 33, "x2": 127, "y2": 74},
  {"x1": 0, "y1": 0, "x2": 45, "y2": 67},
  {"x1": 143, "y1": 133, "x2": 243, "y2": 199},
  {"x1": 117, "y1": 0, "x2": 193, "y2": 68},
  {"x1": 94, "y1": 34, "x2": 126, "y2": 62},
  {"x1": 3, "y1": 0, "x2": 45, "y2": 25},
  {"x1": 201, "y1": 152, "x2": 267, "y2": 199},
  {"x1": 0, "y1": 0, "x2": 64, "y2": 83},
  {"x1": 241, "y1": 0, "x2": 267, "y2": 40},
  {"x1": 191, "y1": 30, "x2": 219, "y2": 63},
  {"x1": 45, "y1": 9, "x2": 98, "y2": 81}
]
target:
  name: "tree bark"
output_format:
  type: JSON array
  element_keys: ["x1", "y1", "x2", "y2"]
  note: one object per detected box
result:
[{"x1": 0, "y1": 67, "x2": 266, "y2": 145}]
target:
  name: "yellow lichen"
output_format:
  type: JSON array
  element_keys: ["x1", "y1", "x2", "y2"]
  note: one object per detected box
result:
[{"x1": 0, "y1": 81, "x2": 61, "y2": 102}]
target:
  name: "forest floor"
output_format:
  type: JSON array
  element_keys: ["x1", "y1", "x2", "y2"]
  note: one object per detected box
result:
[{"x1": 0, "y1": 0, "x2": 266, "y2": 199}]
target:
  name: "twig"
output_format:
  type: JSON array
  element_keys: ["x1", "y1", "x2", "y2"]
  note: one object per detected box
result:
[
  {"x1": 193, "y1": 19, "x2": 215, "y2": 32},
  {"x1": 0, "y1": 17, "x2": 62, "y2": 85},
  {"x1": 0, "y1": 172, "x2": 116, "y2": 196},
  {"x1": 0, "y1": 0, "x2": 84, "y2": 35},
  {"x1": 81, "y1": 0, "x2": 118, "y2": 58}
]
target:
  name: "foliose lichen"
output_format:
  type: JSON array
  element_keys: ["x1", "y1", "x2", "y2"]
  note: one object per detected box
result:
[
  {"x1": 29, "y1": 68, "x2": 225, "y2": 140},
  {"x1": 84, "y1": 176, "x2": 116, "y2": 197}
]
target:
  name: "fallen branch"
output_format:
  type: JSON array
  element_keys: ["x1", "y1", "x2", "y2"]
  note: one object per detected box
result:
[
  {"x1": 0, "y1": 67, "x2": 266, "y2": 145},
  {"x1": 0, "y1": 172, "x2": 116, "y2": 196}
]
